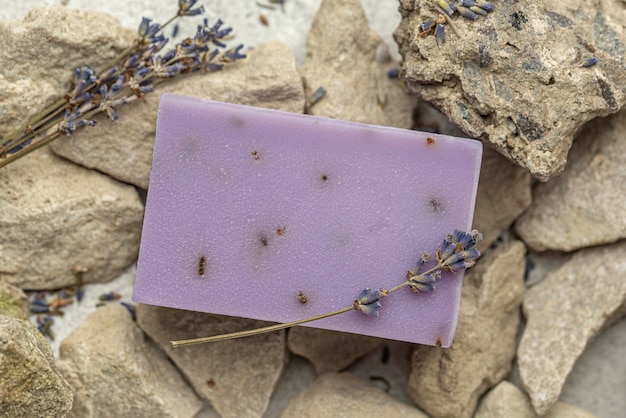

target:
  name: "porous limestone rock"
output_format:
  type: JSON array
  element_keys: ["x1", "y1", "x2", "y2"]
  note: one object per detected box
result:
[
  {"x1": 516, "y1": 108, "x2": 626, "y2": 251},
  {"x1": 395, "y1": 0, "x2": 626, "y2": 181},
  {"x1": 407, "y1": 241, "x2": 526, "y2": 418},
  {"x1": 136, "y1": 304, "x2": 286, "y2": 418},
  {"x1": 517, "y1": 240, "x2": 626, "y2": 415},
  {"x1": 0, "y1": 315, "x2": 73, "y2": 418},
  {"x1": 0, "y1": 147, "x2": 143, "y2": 290},
  {"x1": 475, "y1": 381, "x2": 599, "y2": 418},
  {"x1": 56, "y1": 304, "x2": 202, "y2": 418},
  {"x1": 0, "y1": 280, "x2": 29, "y2": 319},
  {"x1": 287, "y1": 327, "x2": 382, "y2": 374},
  {"x1": 0, "y1": 5, "x2": 134, "y2": 135},
  {"x1": 280, "y1": 372, "x2": 428, "y2": 418},
  {"x1": 51, "y1": 40, "x2": 305, "y2": 189},
  {"x1": 299, "y1": 0, "x2": 416, "y2": 127}
]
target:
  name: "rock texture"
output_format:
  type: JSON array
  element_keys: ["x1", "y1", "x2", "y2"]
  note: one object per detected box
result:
[
  {"x1": 300, "y1": 0, "x2": 416, "y2": 127},
  {"x1": 407, "y1": 241, "x2": 526, "y2": 418},
  {"x1": 287, "y1": 327, "x2": 382, "y2": 374},
  {"x1": 0, "y1": 5, "x2": 133, "y2": 136},
  {"x1": 516, "y1": 108, "x2": 626, "y2": 251},
  {"x1": 52, "y1": 40, "x2": 305, "y2": 189},
  {"x1": 280, "y1": 372, "x2": 427, "y2": 418},
  {"x1": 0, "y1": 280, "x2": 29, "y2": 319},
  {"x1": 474, "y1": 147, "x2": 532, "y2": 251},
  {"x1": 56, "y1": 304, "x2": 202, "y2": 418},
  {"x1": 395, "y1": 0, "x2": 626, "y2": 181},
  {"x1": 0, "y1": 315, "x2": 73, "y2": 418},
  {"x1": 517, "y1": 240, "x2": 626, "y2": 415},
  {"x1": 136, "y1": 304, "x2": 286, "y2": 418},
  {"x1": 0, "y1": 147, "x2": 143, "y2": 290},
  {"x1": 475, "y1": 381, "x2": 598, "y2": 418}
]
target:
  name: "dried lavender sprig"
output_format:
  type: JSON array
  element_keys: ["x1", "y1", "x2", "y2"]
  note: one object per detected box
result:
[
  {"x1": 170, "y1": 229, "x2": 482, "y2": 348},
  {"x1": 0, "y1": 2, "x2": 244, "y2": 169}
]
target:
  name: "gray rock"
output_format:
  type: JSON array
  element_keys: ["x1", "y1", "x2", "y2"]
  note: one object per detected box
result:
[
  {"x1": 287, "y1": 327, "x2": 382, "y2": 374},
  {"x1": 475, "y1": 381, "x2": 598, "y2": 418},
  {"x1": 517, "y1": 241, "x2": 626, "y2": 415},
  {"x1": 0, "y1": 147, "x2": 143, "y2": 289},
  {"x1": 516, "y1": 108, "x2": 626, "y2": 251},
  {"x1": 0, "y1": 5, "x2": 134, "y2": 135},
  {"x1": 300, "y1": 0, "x2": 416, "y2": 127},
  {"x1": 0, "y1": 315, "x2": 73, "y2": 418},
  {"x1": 0, "y1": 280, "x2": 29, "y2": 319},
  {"x1": 407, "y1": 241, "x2": 526, "y2": 418},
  {"x1": 474, "y1": 147, "x2": 532, "y2": 251},
  {"x1": 136, "y1": 304, "x2": 286, "y2": 418},
  {"x1": 52, "y1": 40, "x2": 305, "y2": 189},
  {"x1": 56, "y1": 304, "x2": 202, "y2": 418},
  {"x1": 394, "y1": 0, "x2": 626, "y2": 181},
  {"x1": 280, "y1": 372, "x2": 427, "y2": 418}
]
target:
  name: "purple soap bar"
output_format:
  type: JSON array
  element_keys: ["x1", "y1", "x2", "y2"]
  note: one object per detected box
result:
[{"x1": 133, "y1": 94, "x2": 482, "y2": 347}]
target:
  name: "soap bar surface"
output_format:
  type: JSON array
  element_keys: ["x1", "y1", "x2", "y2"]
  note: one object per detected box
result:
[{"x1": 133, "y1": 94, "x2": 482, "y2": 347}]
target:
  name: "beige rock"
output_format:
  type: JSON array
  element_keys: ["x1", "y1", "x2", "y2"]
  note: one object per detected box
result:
[
  {"x1": 517, "y1": 241, "x2": 626, "y2": 415},
  {"x1": 287, "y1": 327, "x2": 382, "y2": 374},
  {"x1": 395, "y1": 0, "x2": 626, "y2": 181},
  {"x1": 300, "y1": 0, "x2": 416, "y2": 127},
  {"x1": 0, "y1": 5, "x2": 134, "y2": 136},
  {"x1": 475, "y1": 381, "x2": 598, "y2": 418},
  {"x1": 280, "y1": 372, "x2": 427, "y2": 418},
  {"x1": 0, "y1": 315, "x2": 73, "y2": 418},
  {"x1": 474, "y1": 147, "x2": 532, "y2": 251},
  {"x1": 407, "y1": 241, "x2": 526, "y2": 418},
  {"x1": 0, "y1": 147, "x2": 143, "y2": 289},
  {"x1": 56, "y1": 304, "x2": 202, "y2": 418},
  {"x1": 0, "y1": 280, "x2": 29, "y2": 319},
  {"x1": 136, "y1": 304, "x2": 286, "y2": 418},
  {"x1": 516, "y1": 108, "x2": 626, "y2": 251},
  {"x1": 52, "y1": 40, "x2": 305, "y2": 189}
]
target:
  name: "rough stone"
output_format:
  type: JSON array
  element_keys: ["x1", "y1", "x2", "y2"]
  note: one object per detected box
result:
[
  {"x1": 0, "y1": 5, "x2": 134, "y2": 136},
  {"x1": 51, "y1": 40, "x2": 305, "y2": 189},
  {"x1": 0, "y1": 280, "x2": 29, "y2": 319},
  {"x1": 280, "y1": 372, "x2": 428, "y2": 418},
  {"x1": 0, "y1": 315, "x2": 73, "y2": 418},
  {"x1": 0, "y1": 147, "x2": 143, "y2": 290},
  {"x1": 56, "y1": 304, "x2": 202, "y2": 418},
  {"x1": 287, "y1": 327, "x2": 382, "y2": 374},
  {"x1": 394, "y1": 0, "x2": 626, "y2": 181},
  {"x1": 517, "y1": 240, "x2": 626, "y2": 415},
  {"x1": 475, "y1": 381, "x2": 598, "y2": 418},
  {"x1": 407, "y1": 241, "x2": 526, "y2": 418},
  {"x1": 516, "y1": 108, "x2": 626, "y2": 251},
  {"x1": 136, "y1": 304, "x2": 286, "y2": 418},
  {"x1": 299, "y1": 0, "x2": 416, "y2": 127},
  {"x1": 473, "y1": 147, "x2": 532, "y2": 251}
]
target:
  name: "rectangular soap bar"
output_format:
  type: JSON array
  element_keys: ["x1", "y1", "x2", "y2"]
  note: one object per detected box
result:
[{"x1": 133, "y1": 93, "x2": 482, "y2": 347}]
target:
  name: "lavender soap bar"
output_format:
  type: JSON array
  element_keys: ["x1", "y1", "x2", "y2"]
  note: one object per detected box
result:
[{"x1": 133, "y1": 93, "x2": 482, "y2": 347}]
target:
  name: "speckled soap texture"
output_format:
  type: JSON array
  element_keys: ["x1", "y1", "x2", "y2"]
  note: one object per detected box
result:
[{"x1": 133, "y1": 93, "x2": 482, "y2": 347}]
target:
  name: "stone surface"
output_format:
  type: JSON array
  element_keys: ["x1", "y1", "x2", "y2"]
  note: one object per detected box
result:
[
  {"x1": 287, "y1": 327, "x2": 382, "y2": 374},
  {"x1": 474, "y1": 147, "x2": 532, "y2": 251},
  {"x1": 280, "y1": 372, "x2": 427, "y2": 418},
  {"x1": 52, "y1": 40, "x2": 305, "y2": 189},
  {"x1": 136, "y1": 304, "x2": 286, "y2": 418},
  {"x1": 395, "y1": 0, "x2": 626, "y2": 181},
  {"x1": 475, "y1": 381, "x2": 598, "y2": 418},
  {"x1": 560, "y1": 318, "x2": 626, "y2": 418},
  {"x1": 0, "y1": 5, "x2": 134, "y2": 136},
  {"x1": 0, "y1": 280, "x2": 29, "y2": 319},
  {"x1": 516, "y1": 108, "x2": 626, "y2": 251},
  {"x1": 517, "y1": 241, "x2": 626, "y2": 415},
  {"x1": 0, "y1": 147, "x2": 143, "y2": 290},
  {"x1": 0, "y1": 315, "x2": 73, "y2": 418},
  {"x1": 56, "y1": 304, "x2": 202, "y2": 418},
  {"x1": 407, "y1": 241, "x2": 526, "y2": 418},
  {"x1": 300, "y1": 0, "x2": 416, "y2": 127}
]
